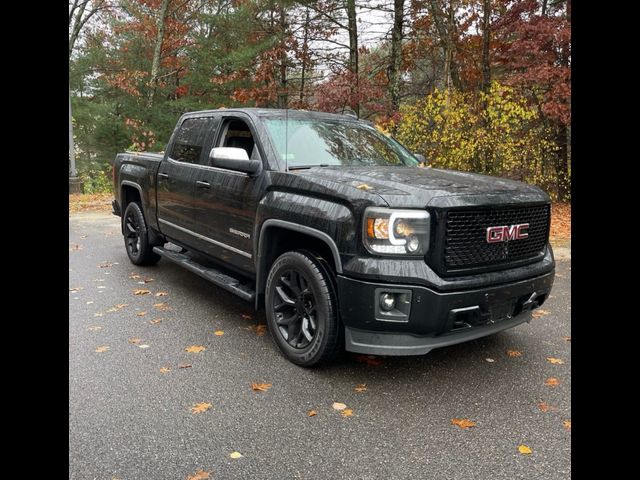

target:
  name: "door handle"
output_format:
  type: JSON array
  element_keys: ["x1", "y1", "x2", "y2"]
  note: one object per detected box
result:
[
  {"x1": 196, "y1": 180, "x2": 210, "y2": 189},
  {"x1": 158, "y1": 172, "x2": 169, "y2": 179}
]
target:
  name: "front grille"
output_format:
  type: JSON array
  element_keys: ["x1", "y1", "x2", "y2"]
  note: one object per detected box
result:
[{"x1": 444, "y1": 204, "x2": 550, "y2": 272}]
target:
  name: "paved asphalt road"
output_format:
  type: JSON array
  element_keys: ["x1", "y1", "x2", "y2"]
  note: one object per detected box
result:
[{"x1": 69, "y1": 212, "x2": 571, "y2": 480}]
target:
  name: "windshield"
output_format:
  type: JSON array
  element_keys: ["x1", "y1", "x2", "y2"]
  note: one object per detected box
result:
[{"x1": 264, "y1": 118, "x2": 419, "y2": 169}]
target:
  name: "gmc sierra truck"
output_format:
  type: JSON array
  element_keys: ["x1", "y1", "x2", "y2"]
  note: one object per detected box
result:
[{"x1": 112, "y1": 108, "x2": 555, "y2": 367}]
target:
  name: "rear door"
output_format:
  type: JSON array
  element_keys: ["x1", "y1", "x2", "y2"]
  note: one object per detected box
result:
[
  {"x1": 156, "y1": 116, "x2": 220, "y2": 248},
  {"x1": 191, "y1": 114, "x2": 265, "y2": 273}
]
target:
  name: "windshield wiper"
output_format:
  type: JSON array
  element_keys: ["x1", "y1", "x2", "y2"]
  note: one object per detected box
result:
[{"x1": 287, "y1": 164, "x2": 332, "y2": 171}]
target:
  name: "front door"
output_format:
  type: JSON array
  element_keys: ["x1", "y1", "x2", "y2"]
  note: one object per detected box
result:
[
  {"x1": 156, "y1": 116, "x2": 219, "y2": 248},
  {"x1": 191, "y1": 115, "x2": 264, "y2": 274}
]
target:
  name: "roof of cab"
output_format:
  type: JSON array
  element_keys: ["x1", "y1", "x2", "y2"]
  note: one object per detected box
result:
[{"x1": 182, "y1": 107, "x2": 361, "y2": 122}]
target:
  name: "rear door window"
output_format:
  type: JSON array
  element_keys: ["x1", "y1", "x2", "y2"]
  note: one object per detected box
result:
[{"x1": 169, "y1": 117, "x2": 218, "y2": 164}]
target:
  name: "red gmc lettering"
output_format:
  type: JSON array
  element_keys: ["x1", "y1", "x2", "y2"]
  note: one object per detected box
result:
[{"x1": 486, "y1": 224, "x2": 529, "y2": 243}]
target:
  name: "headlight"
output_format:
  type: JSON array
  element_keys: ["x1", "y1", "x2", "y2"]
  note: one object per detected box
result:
[{"x1": 363, "y1": 208, "x2": 430, "y2": 255}]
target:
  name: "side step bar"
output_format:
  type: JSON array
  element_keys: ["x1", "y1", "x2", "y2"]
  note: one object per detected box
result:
[{"x1": 153, "y1": 246, "x2": 255, "y2": 302}]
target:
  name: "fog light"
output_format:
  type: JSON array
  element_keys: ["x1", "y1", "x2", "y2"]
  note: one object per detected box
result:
[
  {"x1": 379, "y1": 292, "x2": 396, "y2": 311},
  {"x1": 406, "y1": 235, "x2": 420, "y2": 253}
]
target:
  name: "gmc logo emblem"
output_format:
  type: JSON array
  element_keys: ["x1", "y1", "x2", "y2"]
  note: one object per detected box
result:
[{"x1": 486, "y1": 224, "x2": 529, "y2": 243}]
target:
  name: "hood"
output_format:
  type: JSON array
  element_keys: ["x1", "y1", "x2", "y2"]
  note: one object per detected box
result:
[{"x1": 289, "y1": 165, "x2": 549, "y2": 208}]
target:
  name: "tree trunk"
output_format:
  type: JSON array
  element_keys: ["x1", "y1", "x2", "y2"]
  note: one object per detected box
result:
[
  {"x1": 480, "y1": 0, "x2": 491, "y2": 93},
  {"x1": 278, "y1": 2, "x2": 288, "y2": 109},
  {"x1": 148, "y1": 0, "x2": 171, "y2": 108},
  {"x1": 346, "y1": 0, "x2": 359, "y2": 117},
  {"x1": 389, "y1": 0, "x2": 404, "y2": 112},
  {"x1": 299, "y1": 6, "x2": 310, "y2": 104},
  {"x1": 428, "y1": 0, "x2": 462, "y2": 90},
  {"x1": 69, "y1": 0, "x2": 89, "y2": 59}
]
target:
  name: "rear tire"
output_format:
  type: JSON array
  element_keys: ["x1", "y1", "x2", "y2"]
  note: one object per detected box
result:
[
  {"x1": 265, "y1": 250, "x2": 341, "y2": 367},
  {"x1": 122, "y1": 202, "x2": 161, "y2": 266}
]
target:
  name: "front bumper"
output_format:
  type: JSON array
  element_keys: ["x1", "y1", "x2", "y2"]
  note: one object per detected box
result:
[{"x1": 337, "y1": 269, "x2": 554, "y2": 356}]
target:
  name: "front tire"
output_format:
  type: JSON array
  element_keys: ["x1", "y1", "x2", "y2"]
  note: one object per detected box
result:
[
  {"x1": 265, "y1": 250, "x2": 341, "y2": 367},
  {"x1": 122, "y1": 202, "x2": 161, "y2": 266}
]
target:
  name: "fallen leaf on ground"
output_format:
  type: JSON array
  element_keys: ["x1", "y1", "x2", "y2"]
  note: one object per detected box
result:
[
  {"x1": 159, "y1": 367, "x2": 170, "y2": 373},
  {"x1": 518, "y1": 445, "x2": 533, "y2": 455},
  {"x1": 186, "y1": 469, "x2": 211, "y2": 480},
  {"x1": 98, "y1": 262, "x2": 113, "y2": 268},
  {"x1": 94, "y1": 313, "x2": 104, "y2": 317},
  {"x1": 241, "y1": 314, "x2": 253, "y2": 320},
  {"x1": 106, "y1": 303, "x2": 128, "y2": 313},
  {"x1": 70, "y1": 244, "x2": 83, "y2": 251},
  {"x1": 451, "y1": 418, "x2": 476, "y2": 429},
  {"x1": 214, "y1": 330, "x2": 224, "y2": 336},
  {"x1": 185, "y1": 345, "x2": 206, "y2": 353},
  {"x1": 136, "y1": 311, "x2": 147, "y2": 317},
  {"x1": 537, "y1": 402, "x2": 557, "y2": 412},
  {"x1": 532, "y1": 309, "x2": 550, "y2": 319},
  {"x1": 485, "y1": 358, "x2": 495, "y2": 363},
  {"x1": 545, "y1": 378, "x2": 560, "y2": 387},
  {"x1": 229, "y1": 452, "x2": 243, "y2": 459},
  {"x1": 69, "y1": 287, "x2": 83, "y2": 292},
  {"x1": 356, "y1": 183, "x2": 373, "y2": 190},
  {"x1": 87, "y1": 326, "x2": 102, "y2": 331},
  {"x1": 246, "y1": 324, "x2": 267, "y2": 336},
  {"x1": 179, "y1": 364, "x2": 192, "y2": 369},
  {"x1": 155, "y1": 292, "x2": 168, "y2": 297},
  {"x1": 546, "y1": 357, "x2": 564, "y2": 364},
  {"x1": 353, "y1": 354, "x2": 384, "y2": 366},
  {"x1": 86, "y1": 301, "x2": 94, "y2": 304},
  {"x1": 341, "y1": 408, "x2": 354, "y2": 417},
  {"x1": 354, "y1": 384, "x2": 367, "y2": 393},
  {"x1": 138, "y1": 344, "x2": 150, "y2": 349},
  {"x1": 150, "y1": 318, "x2": 163, "y2": 325},
  {"x1": 563, "y1": 420, "x2": 571, "y2": 431},
  {"x1": 307, "y1": 410, "x2": 317, "y2": 417},
  {"x1": 133, "y1": 289, "x2": 150, "y2": 295},
  {"x1": 332, "y1": 402, "x2": 347, "y2": 411},
  {"x1": 143, "y1": 277, "x2": 154, "y2": 283},
  {"x1": 128, "y1": 338, "x2": 141, "y2": 345},
  {"x1": 154, "y1": 302, "x2": 171, "y2": 311},
  {"x1": 191, "y1": 402, "x2": 212, "y2": 414},
  {"x1": 252, "y1": 383, "x2": 272, "y2": 392},
  {"x1": 562, "y1": 336, "x2": 571, "y2": 342},
  {"x1": 506, "y1": 350, "x2": 522, "y2": 357},
  {"x1": 129, "y1": 273, "x2": 141, "y2": 279},
  {"x1": 95, "y1": 346, "x2": 109, "y2": 353}
]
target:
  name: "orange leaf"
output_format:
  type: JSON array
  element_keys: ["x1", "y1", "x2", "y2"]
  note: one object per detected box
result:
[
  {"x1": 506, "y1": 350, "x2": 522, "y2": 357},
  {"x1": 354, "y1": 384, "x2": 367, "y2": 393},
  {"x1": 563, "y1": 420, "x2": 571, "y2": 431},
  {"x1": 155, "y1": 292, "x2": 168, "y2": 297},
  {"x1": 95, "y1": 346, "x2": 109, "y2": 353},
  {"x1": 185, "y1": 346, "x2": 206, "y2": 353},
  {"x1": 159, "y1": 367, "x2": 170, "y2": 373},
  {"x1": 545, "y1": 377, "x2": 560, "y2": 387},
  {"x1": 154, "y1": 302, "x2": 171, "y2": 311},
  {"x1": 129, "y1": 273, "x2": 141, "y2": 279},
  {"x1": 98, "y1": 262, "x2": 113, "y2": 268},
  {"x1": 251, "y1": 383, "x2": 272, "y2": 392},
  {"x1": 136, "y1": 311, "x2": 147, "y2": 317},
  {"x1": 179, "y1": 364, "x2": 192, "y2": 369},
  {"x1": 356, "y1": 183, "x2": 373, "y2": 190},
  {"x1": 214, "y1": 330, "x2": 224, "y2": 336},
  {"x1": 562, "y1": 336, "x2": 571, "y2": 342},
  {"x1": 186, "y1": 469, "x2": 211, "y2": 480},
  {"x1": 133, "y1": 289, "x2": 150, "y2": 295},
  {"x1": 69, "y1": 287, "x2": 83, "y2": 292},
  {"x1": 451, "y1": 418, "x2": 476, "y2": 429},
  {"x1": 546, "y1": 357, "x2": 564, "y2": 365},
  {"x1": 128, "y1": 338, "x2": 141, "y2": 345},
  {"x1": 150, "y1": 318, "x2": 163, "y2": 325},
  {"x1": 518, "y1": 445, "x2": 532, "y2": 455},
  {"x1": 341, "y1": 408, "x2": 354, "y2": 417},
  {"x1": 307, "y1": 410, "x2": 317, "y2": 417},
  {"x1": 246, "y1": 324, "x2": 267, "y2": 336},
  {"x1": 143, "y1": 278, "x2": 154, "y2": 283},
  {"x1": 532, "y1": 309, "x2": 550, "y2": 319},
  {"x1": 537, "y1": 402, "x2": 556, "y2": 412},
  {"x1": 191, "y1": 402, "x2": 212, "y2": 414}
]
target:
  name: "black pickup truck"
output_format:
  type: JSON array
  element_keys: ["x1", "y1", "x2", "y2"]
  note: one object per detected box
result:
[{"x1": 112, "y1": 108, "x2": 554, "y2": 366}]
